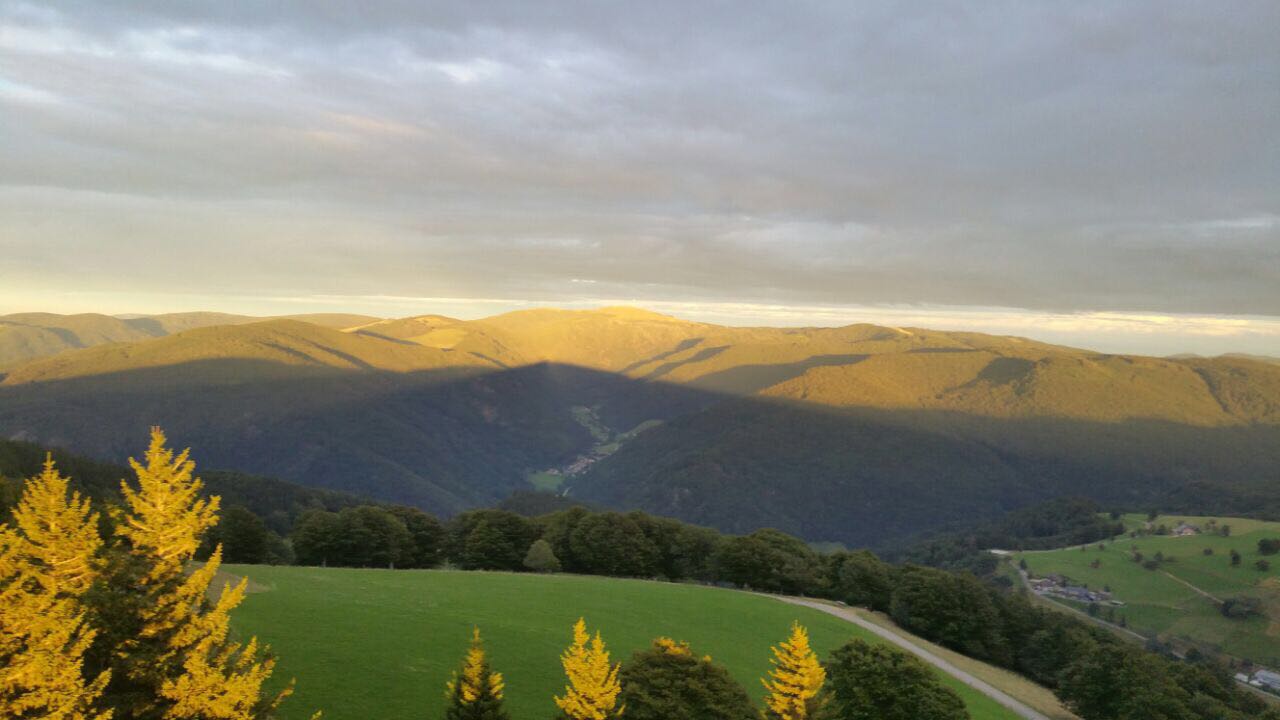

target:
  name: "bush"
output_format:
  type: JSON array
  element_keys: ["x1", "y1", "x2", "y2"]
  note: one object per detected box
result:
[
  {"x1": 1256, "y1": 559, "x2": 1271, "y2": 572},
  {"x1": 1258, "y1": 538, "x2": 1280, "y2": 555},
  {"x1": 1221, "y1": 596, "x2": 1263, "y2": 619},
  {"x1": 817, "y1": 639, "x2": 966, "y2": 720},
  {"x1": 617, "y1": 638, "x2": 757, "y2": 720},
  {"x1": 522, "y1": 539, "x2": 561, "y2": 573}
]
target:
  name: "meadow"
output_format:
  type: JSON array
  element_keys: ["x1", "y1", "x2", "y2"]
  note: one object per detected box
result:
[
  {"x1": 1015, "y1": 514, "x2": 1280, "y2": 664},
  {"x1": 227, "y1": 566, "x2": 1023, "y2": 720}
]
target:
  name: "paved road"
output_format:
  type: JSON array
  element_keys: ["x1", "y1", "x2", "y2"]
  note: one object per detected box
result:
[{"x1": 774, "y1": 596, "x2": 1051, "y2": 720}]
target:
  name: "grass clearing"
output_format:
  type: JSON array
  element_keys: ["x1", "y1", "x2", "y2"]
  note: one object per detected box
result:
[
  {"x1": 524, "y1": 470, "x2": 564, "y2": 491},
  {"x1": 1015, "y1": 514, "x2": 1280, "y2": 664},
  {"x1": 228, "y1": 566, "x2": 1024, "y2": 720}
]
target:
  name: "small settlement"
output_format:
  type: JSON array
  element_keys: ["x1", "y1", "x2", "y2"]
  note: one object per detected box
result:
[
  {"x1": 1028, "y1": 574, "x2": 1123, "y2": 606},
  {"x1": 1235, "y1": 669, "x2": 1280, "y2": 694}
]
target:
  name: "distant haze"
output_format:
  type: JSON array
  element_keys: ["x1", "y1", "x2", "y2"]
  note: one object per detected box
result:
[{"x1": 1, "y1": 2, "x2": 1277, "y2": 356}]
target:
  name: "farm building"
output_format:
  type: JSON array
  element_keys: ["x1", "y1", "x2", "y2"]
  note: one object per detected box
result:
[{"x1": 1255, "y1": 670, "x2": 1280, "y2": 691}]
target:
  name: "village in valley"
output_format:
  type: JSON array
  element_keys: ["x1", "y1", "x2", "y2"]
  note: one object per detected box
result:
[{"x1": 526, "y1": 407, "x2": 662, "y2": 493}]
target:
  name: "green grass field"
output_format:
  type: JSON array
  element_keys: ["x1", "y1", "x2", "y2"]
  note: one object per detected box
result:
[
  {"x1": 1015, "y1": 514, "x2": 1280, "y2": 664},
  {"x1": 227, "y1": 566, "x2": 1022, "y2": 720},
  {"x1": 524, "y1": 470, "x2": 565, "y2": 491}
]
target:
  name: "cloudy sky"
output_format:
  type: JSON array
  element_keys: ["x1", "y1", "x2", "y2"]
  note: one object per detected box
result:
[{"x1": 2, "y1": 1, "x2": 1277, "y2": 355}]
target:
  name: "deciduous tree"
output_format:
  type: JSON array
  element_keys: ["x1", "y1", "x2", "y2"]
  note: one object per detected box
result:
[{"x1": 816, "y1": 639, "x2": 966, "y2": 720}]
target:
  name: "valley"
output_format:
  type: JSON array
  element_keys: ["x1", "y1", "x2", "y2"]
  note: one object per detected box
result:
[
  {"x1": 1, "y1": 307, "x2": 1278, "y2": 548},
  {"x1": 525, "y1": 405, "x2": 662, "y2": 493}
]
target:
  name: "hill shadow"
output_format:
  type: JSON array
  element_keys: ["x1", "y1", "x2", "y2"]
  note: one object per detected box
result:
[
  {"x1": 686, "y1": 353, "x2": 869, "y2": 395},
  {"x1": 642, "y1": 345, "x2": 730, "y2": 380},
  {"x1": 1, "y1": 356, "x2": 1277, "y2": 550},
  {"x1": 573, "y1": 394, "x2": 1280, "y2": 548},
  {"x1": 619, "y1": 337, "x2": 704, "y2": 374},
  {"x1": 0, "y1": 359, "x2": 721, "y2": 516}
]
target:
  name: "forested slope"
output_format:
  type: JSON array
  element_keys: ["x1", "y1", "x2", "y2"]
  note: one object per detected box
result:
[{"x1": 2, "y1": 307, "x2": 1277, "y2": 546}]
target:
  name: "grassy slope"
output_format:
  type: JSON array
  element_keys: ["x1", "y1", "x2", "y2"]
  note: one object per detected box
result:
[
  {"x1": 228, "y1": 566, "x2": 1022, "y2": 720},
  {"x1": 1015, "y1": 514, "x2": 1280, "y2": 664}
]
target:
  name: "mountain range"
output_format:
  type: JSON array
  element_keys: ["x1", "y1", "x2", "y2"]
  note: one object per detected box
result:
[
  {"x1": 1, "y1": 307, "x2": 1277, "y2": 547},
  {"x1": 0, "y1": 311, "x2": 379, "y2": 370}
]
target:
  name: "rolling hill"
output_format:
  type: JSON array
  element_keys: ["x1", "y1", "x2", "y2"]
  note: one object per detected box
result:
[
  {"x1": 0, "y1": 311, "x2": 380, "y2": 369},
  {"x1": 1, "y1": 306, "x2": 1277, "y2": 546},
  {"x1": 227, "y1": 566, "x2": 1032, "y2": 720}
]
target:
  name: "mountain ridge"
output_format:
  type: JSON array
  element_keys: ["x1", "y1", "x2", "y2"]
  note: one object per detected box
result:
[{"x1": 1, "y1": 306, "x2": 1276, "y2": 545}]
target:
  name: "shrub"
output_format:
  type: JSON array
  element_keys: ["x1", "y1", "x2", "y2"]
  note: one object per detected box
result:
[
  {"x1": 617, "y1": 638, "x2": 757, "y2": 720},
  {"x1": 1221, "y1": 596, "x2": 1263, "y2": 619},
  {"x1": 817, "y1": 639, "x2": 966, "y2": 720},
  {"x1": 522, "y1": 539, "x2": 561, "y2": 573}
]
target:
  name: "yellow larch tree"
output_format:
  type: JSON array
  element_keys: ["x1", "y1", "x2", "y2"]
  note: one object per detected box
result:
[
  {"x1": 444, "y1": 627, "x2": 510, "y2": 720},
  {"x1": 106, "y1": 427, "x2": 288, "y2": 720},
  {"x1": 761, "y1": 623, "x2": 826, "y2": 720},
  {"x1": 554, "y1": 618, "x2": 623, "y2": 720},
  {"x1": 0, "y1": 458, "x2": 111, "y2": 719}
]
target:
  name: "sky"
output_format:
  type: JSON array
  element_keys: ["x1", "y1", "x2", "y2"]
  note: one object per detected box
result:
[{"x1": 1, "y1": 2, "x2": 1277, "y2": 356}]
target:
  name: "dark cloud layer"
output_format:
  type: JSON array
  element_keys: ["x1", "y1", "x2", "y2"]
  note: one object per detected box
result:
[{"x1": 1, "y1": 1, "x2": 1277, "y2": 323}]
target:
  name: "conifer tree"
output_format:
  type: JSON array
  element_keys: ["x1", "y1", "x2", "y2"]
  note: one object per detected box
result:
[
  {"x1": 761, "y1": 623, "x2": 824, "y2": 720},
  {"x1": 444, "y1": 628, "x2": 510, "y2": 720},
  {"x1": 554, "y1": 618, "x2": 623, "y2": 720},
  {"x1": 0, "y1": 459, "x2": 111, "y2": 719},
  {"x1": 100, "y1": 427, "x2": 288, "y2": 720}
]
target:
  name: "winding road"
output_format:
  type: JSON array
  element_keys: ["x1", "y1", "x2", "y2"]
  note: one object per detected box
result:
[{"x1": 774, "y1": 596, "x2": 1052, "y2": 720}]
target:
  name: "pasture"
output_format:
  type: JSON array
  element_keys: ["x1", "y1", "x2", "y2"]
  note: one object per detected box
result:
[
  {"x1": 1015, "y1": 514, "x2": 1280, "y2": 664},
  {"x1": 227, "y1": 566, "x2": 1024, "y2": 720}
]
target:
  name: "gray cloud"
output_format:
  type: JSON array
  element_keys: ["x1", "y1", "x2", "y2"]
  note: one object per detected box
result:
[{"x1": 1, "y1": 1, "x2": 1278, "y2": 323}]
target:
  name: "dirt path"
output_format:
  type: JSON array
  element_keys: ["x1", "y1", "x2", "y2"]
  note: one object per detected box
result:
[
  {"x1": 774, "y1": 596, "x2": 1051, "y2": 720},
  {"x1": 1161, "y1": 570, "x2": 1223, "y2": 605}
]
